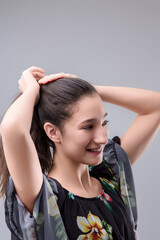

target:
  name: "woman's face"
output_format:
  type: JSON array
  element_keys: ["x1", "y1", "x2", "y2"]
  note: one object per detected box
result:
[{"x1": 58, "y1": 94, "x2": 108, "y2": 166}]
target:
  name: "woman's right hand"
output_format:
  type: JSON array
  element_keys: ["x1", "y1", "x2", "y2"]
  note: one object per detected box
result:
[
  {"x1": 38, "y1": 72, "x2": 78, "y2": 84},
  {"x1": 18, "y1": 66, "x2": 45, "y2": 102}
]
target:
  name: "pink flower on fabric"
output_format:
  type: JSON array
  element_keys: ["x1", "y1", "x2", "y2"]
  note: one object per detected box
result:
[{"x1": 99, "y1": 190, "x2": 112, "y2": 202}]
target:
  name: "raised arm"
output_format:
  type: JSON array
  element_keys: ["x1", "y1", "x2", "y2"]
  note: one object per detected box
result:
[
  {"x1": 0, "y1": 67, "x2": 45, "y2": 213},
  {"x1": 94, "y1": 86, "x2": 160, "y2": 165},
  {"x1": 0, "y1": 69, "x2": 79, "y2": 212}
]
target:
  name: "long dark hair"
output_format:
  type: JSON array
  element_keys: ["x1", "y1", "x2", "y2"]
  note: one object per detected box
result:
[{"x1": 0, "y1": 77, "x2": 98, "y2": 198}]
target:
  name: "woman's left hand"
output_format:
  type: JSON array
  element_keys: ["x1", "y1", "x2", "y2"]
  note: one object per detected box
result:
[{"x1": 38, "y1": 72, "x2": 78, "y2": 84}]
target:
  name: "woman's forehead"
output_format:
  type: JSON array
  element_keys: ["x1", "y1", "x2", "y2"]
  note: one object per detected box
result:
[{"x1": 69, "y1": 95, "x2": 106, "y2": 123}]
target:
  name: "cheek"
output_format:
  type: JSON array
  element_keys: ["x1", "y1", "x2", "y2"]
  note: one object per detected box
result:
[
  {"x1": 64, "y1": 131, "x2": 92, "y2": 149},
  {"x1": 76, "y1": 131, "x2": 93, "y2": 144}
]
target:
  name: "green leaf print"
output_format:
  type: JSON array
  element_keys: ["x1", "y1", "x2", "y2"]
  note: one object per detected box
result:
[
  {"x1": 106, "y1": 224, "x2": 113, "y2": 234},
  {"x1": 101, "y1": 220, "x2": 113, "y2": 239},
  {"x1": 108, "y1": 235, "x2": 113, "y2": 240},
  {"x1": 102, "y1": 219, "x2": 107, "y2": 229},
  {"x1": 35, "y1": 212, "x2": 44, "y2": 232},
  {"x1": 102, "y1": 197, "x2": 112, "y2": 211},
  {"x1": 128, "y1": 189, "x2": 134, "y2": 197},
  {"x1": 129, "y1": 197, "x2": 136, "y2": 208},
  {"x1": 110, "y1": 179, "x2": 118, "y2": 189},
  {"x1": 99, "y1": 177, "x2": 118, "y2": 195},
  {"x1": 37, "y1": 212, "x2": 44, "y2": 225},
  {"x1": 119, "y1": 161, "x2": 136, "y2": 209},
  {"x1": 54, "y1": 214, "x2": 67, "y2": 240}
]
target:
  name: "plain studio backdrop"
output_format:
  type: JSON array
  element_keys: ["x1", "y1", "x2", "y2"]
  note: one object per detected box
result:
[{"x1": 0, "y1": 0, "x2": 160, "y2": 239}]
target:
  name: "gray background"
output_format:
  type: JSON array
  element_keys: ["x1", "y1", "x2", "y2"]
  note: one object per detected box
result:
[{"x1": 0, "y1": 0, "x2": 160, "y2": 239}]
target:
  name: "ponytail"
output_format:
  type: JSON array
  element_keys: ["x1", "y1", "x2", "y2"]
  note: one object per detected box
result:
[
  {"x1": 30, "y1": 106, "x2": 54, "y2": 174},
  {"x1": 0, "y1": 94, "x2": 54, "y2": 198},
  {"x1": 0, "y1": 133, "x2": 9, "y2": 198}
]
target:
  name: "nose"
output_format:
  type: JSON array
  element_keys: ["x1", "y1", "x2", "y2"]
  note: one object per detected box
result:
[{"x1": 93, "y1": 126, "x2": 108, "y2": 145}]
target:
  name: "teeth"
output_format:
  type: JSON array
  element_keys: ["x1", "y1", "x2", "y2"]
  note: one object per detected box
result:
[{"x1": 90, "y1": 148, "x2": 101, "y2": 152}]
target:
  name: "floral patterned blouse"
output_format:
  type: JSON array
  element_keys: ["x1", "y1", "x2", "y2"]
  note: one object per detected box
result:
[{"x1": 5, "y1": 138, "x2": 138, "y2": 240}]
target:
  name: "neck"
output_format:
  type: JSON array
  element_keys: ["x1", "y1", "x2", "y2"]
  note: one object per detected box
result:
[{"x1": 48, "y1": 151, "x2": 92, "y2": 193}]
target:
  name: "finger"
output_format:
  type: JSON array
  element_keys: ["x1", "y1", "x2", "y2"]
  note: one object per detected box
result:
[
  {"x1": 33, "y1": 72, "x2": 45, "y2": 81},
  {"x1": 44, "y1": 72, "x2": 78, "y2": 80},
  {"x1": 38, "y1": 73, "x2": 64, "y2": 84},
  {"x1": 30, "y1": 66, "x2": 45, "y2": 73},
  {"x1": 24, "y1": 66, "x2": 45, "y2": 74},
  {"x1": 38, "y1": 73, "x2": 78, "y2": 84},
  {"x1": 61, "y1": 73, "x2": 78, "y2": 78}
]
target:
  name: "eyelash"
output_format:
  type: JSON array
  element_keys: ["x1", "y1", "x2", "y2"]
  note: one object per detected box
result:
[
  {"x1": 83, "y1": 120, "x2": 109, "y2": 130},
  {"x1": 103, "y1": 120, "x2": 109, "y2": 126}
]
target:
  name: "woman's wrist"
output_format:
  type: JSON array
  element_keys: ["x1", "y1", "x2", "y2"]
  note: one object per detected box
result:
[
  {"x1": 23, "y1": 85, "x2": 40, "y2": 105},
  {"x1": 93, "y1": 85, "x2": 110, "y2": 102}
]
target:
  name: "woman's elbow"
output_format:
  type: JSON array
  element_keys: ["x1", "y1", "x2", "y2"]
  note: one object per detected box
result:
[{"x1": 0, "y1": 119, "x2": 25, "y2": 139}]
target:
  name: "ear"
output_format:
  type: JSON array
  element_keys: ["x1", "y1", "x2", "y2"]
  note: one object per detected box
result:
[{"x1": 43, "y1": 122, "x2": 61, "y2": 143}]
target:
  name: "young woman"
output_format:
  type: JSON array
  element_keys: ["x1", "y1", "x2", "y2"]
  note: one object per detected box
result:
[{"x1": 0, "y1": 66, "x2": 160, "y2": 240}]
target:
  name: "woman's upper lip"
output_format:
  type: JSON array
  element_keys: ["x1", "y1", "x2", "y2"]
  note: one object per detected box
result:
[{"x1": 87, "y1": 146, "x2": 103, "y2": 150}]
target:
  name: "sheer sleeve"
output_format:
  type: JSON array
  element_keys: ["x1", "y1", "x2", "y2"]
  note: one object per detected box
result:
[
  {"x1": 103, "y1": 137, "x2": 138, "y2": 230},
  {"x1": 90, "y1": 137, "x2": 138, "y2": 232},
  {"x1": 5, "y1": 174, "x2": 69, "y2": 240}
]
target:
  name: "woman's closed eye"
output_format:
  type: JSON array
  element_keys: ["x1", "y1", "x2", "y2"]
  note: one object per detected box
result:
[
  {"x1": 83, "y1": 125, "x2": 93, "y2": 130},
  {"x1": 83, "y1": 120, "x2": 109, "y2": 130}
]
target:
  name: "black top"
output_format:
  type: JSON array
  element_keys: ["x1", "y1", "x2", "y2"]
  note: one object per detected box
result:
[{"x1": 5, "y1": 138, "x2": 138, "y2": 240}]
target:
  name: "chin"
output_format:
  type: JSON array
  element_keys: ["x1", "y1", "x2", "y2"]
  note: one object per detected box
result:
[{"x1": 90, "y1": 158, "x2": 103, "y2": 166}]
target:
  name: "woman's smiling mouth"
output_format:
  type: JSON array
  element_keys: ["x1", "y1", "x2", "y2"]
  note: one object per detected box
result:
[{"x1": 87, "y1": 147, "x2": 103, "y2": 155}]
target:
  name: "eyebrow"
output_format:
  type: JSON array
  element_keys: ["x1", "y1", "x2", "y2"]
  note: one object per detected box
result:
[{"x1": 80, "y1": 112, "x2": 108, "y2": 125}]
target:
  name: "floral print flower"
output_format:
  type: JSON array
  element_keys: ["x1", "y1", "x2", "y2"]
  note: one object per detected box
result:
[
  {"x1": 120, "y1": 171, "x2": 128, "y2": 197},
  {"x1": 48, "y1": 196, "x2": 59, "y2": 216},
  {"x1": 119, "y1": 161, "x2": 136, "y2": 208},
  {"x1": 68, "y1": 192, "x2": 76, "y2": 200},
  {"x1": 77, "y1": 211, "x2": 109, "y2": 240},
  {"x1": 96, "y1": 190, "x2": 112, "y2": 211},
  {"x1": 98, "y1": 190, "x2": 112, "y2": 202},
  {"x1": 99, "y1": 177, "x2": 118, "y2": 191}
]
